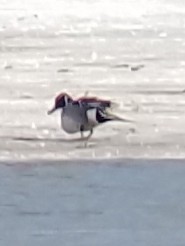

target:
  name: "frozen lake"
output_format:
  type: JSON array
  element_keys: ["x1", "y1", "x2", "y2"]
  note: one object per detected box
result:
[
  {"x1": 0, "y1": 0, "x2": 185, "y2": 245},
  {"x1": 0, "y1": 0, "x2": 185, "y2": 160}
]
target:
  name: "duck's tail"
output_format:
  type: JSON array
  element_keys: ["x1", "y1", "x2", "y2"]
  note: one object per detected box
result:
[
  {"x1": 104, "y1": 111, "x2": 134, "y2": 123},
  {"x1": 96, "y1": 109, "x2": 134, "y2": 124}
]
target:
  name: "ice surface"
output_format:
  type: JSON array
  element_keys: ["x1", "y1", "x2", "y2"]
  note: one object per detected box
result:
[
  {"x1": 1, "y1": 2, "x2": 185, "y2": 245},
  {"x1": 0, "y1": 0, "x2": 185, "y2": 160}
]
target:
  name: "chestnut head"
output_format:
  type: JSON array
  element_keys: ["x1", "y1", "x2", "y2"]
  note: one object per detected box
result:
[{"x1": 47, "y1": 93, "x2": 73, "y2": 114}]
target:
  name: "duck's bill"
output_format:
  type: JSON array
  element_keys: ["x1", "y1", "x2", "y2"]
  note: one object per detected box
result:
[{"x1": 47, "y1": 106, "x2": 56, "y2": 115}]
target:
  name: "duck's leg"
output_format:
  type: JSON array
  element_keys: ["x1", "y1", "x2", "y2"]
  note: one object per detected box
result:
[
  {"x1": 86, "y1": 129, "x2": 93, "y2": 140},
  {"x1": 84, "y1": 129, "x2": 93, "y2": 147},
  {"x1": 80, "y1": 125, "x2": 85, "y2": 140},
  {"x1": 80, "y1": 131, "x2": 84, "y2": 139},
  {"x1": 80, "y1": 126, "x2": 93, "y2": 147}
]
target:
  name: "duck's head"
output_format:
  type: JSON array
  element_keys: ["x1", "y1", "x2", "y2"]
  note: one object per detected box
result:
[{"x1": 47, "y1": 92, "x2": 73, "y2": 114}]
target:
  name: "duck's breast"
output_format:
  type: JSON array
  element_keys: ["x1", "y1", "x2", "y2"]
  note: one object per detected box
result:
[{"x1": 61, "y1": 114, "x2": 80, "y2": 133}]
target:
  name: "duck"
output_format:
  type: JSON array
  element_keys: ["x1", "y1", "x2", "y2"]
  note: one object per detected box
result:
[{"x1": 47, "y1": 92, "x2": 133, "y2": 142}]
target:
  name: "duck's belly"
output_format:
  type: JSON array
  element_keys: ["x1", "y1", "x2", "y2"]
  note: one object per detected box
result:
[{"x1": 61, "y1": 115, "x2": 81, "y2": 134}]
